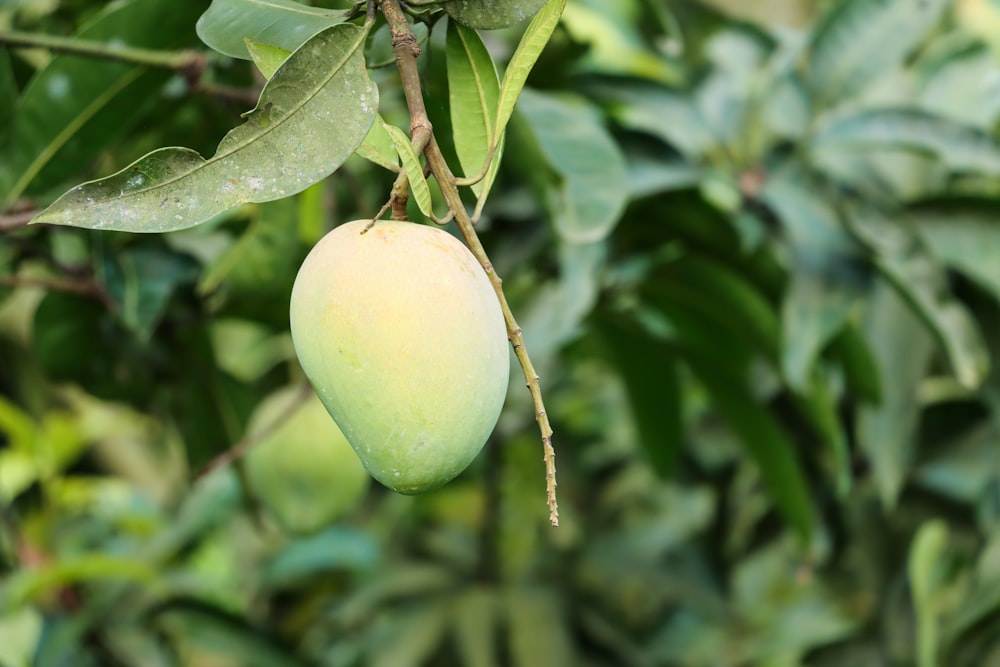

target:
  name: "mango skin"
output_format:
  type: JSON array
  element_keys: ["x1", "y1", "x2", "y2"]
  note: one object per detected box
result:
[
  {"x1": 289, "y1": 220, "x2": 510, "y2": 494},
  {"x1": 245, "y1": 386, "x2": 370, "y2": 534}
]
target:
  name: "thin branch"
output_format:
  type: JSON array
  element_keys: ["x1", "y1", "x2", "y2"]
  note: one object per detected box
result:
[
  {"x1": 194, "y1": 382, "x2": 312, "y2": 480},
  {"x1": 0, "y1": 210, "x2": 36, "y2": 231},
  {"x1": 381, "y1": 0, "x2": 558, "y2": 526},
  {"x1": 0, "y1": 29, "x2": 205, "y2": 79},
  {"x1": 0, "y1": 274, "x2": 115, "y2": 310}
]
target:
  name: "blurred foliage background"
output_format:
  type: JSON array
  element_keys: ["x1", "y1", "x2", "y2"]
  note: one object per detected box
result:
[{"x1": 3, "y1": 0, "x2": 1000, "y2": 665}]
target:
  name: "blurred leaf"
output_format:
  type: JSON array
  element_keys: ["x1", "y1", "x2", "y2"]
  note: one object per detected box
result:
[
  {"x1": 812, "y1": 109, "x2": 1000, "y2": 175},
  {"x1": 684, "y1": 350, "x2": 815, "y2": 542},
  {"x1": 144, "y1": 471, "x2": 242, "y2": 561},
  {"x1": 588, "y1": 79, "x2": 715, "y2": 156},
  {"x1": 916, "y1": 422, "x2": 1000, "y2": 503},
  {"x1": 506, "y1": 587, "x2": 576, "y2": 667},
  {"x1": 156, "y1": 601, "x2": 309, "y2": 667},
  {"x1": 878, "y1": 254, "x2": 989, "y2": 388},
  {"x1": 446, "y1": 22, "x2": 501, "y2": 199},
  {"x1": 517, "y1": 89, "x2": 628, "y2": 242},
  {"x1": 1, "y1": 556, "x2": 157, "y2": 611},
  {"x1": 857, "y1": 280, "x2": 935, "y2": 508},
  {"x1": 262, "y1": 527, "x2": 378, "y2": 588},
  {"x1": 1, "y1": 0, "x2": 204, "y2": 204},
  {"x1": 244, "y1": 39, "x2": 291, "y2": 80},
  {"x1": 912, "y1": 200, "x2": 1000, "y2": 302},
  {"x1": 334, "y1": 565, "x2": 454, "y2": 627},
  {"x1": 793, "y1": 375, "x2": 852, "y2": 496},
  {"x1": 597, "y1": 313, "x2": 682, "y2": 476},
  {"x1": 827, "y1": 322, "x2": 882, "y2": 403},
  {"x1": 445, "y1": 0, "x2": 547, "y2": 29},
  {"x1": 807, "y1": 0, "x2": 949, "y2": 104},
  {"x1": 96, "y1": 242, "x2": 199, "y2": 341},
  {"x1": 0, "y1": 49, "x2": 14, "y2": 148},
  {"x1": 909, "y1": 520, "x2": 949, "y2": 667},
  {"x1": 196, "y1": 0, "x2": 348, "y2": 60},
  {"x1": 452, "y1": 587, "x2": 499, "y2": 667},
  {"x1": 494, "y1": 0, "x2": 567, "y2": 146},
  {"x1": 34, "y1": 24, "x2": 377, "y2": 232},
  {"x1": 0, "y1": 608, "x2": 42, "y2": 667},
  {"x1": 368, "y1": 600, "x2": 449, "y2": 667}
]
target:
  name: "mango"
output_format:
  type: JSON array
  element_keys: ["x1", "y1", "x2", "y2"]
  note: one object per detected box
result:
[
  {"x1": 289, "y1": 220, "x2": 510, "y2": 494},
  {"x1": 245, "y1": 385, "x2": 370, "y2": 533}
]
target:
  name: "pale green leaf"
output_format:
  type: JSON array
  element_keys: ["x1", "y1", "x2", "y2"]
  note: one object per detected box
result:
[
  {"x1": 33, "y1": 24, "x2": 377, "y2": 233},
  {"x1": 494, "y1": 0, "x2": 567, "y2": 147},
  {"x1": 807, "y1": 0, "x2": 949, "y2": 103},
  {"x1": 446, "y1": 22, "x2": 501, "y2": 199},
  {"x1": 506, "y1": 587, "x2": 575, "y2": 667},
  {"x1": 912, "y1": 202, "x2": 1000, "y2": 302},
  {"x1": 197, "y1": 0, "x2": 347, "y2": 60},
  {"x1": 517, "y1": 89, "x2": 628, "y2": 242},
  {"x1": 452, "y1": 587, "x2": 499, "y2": 667},
  {"x1": 244, "y1": 38, "x2": 292, "y2": 80},
  {"x1": 369, "y1": 601, "x2": 449, "y2": 667},
  {"x1": 857, "y1": 280, "x2": 934, "y2": 509},
  {"x1": 812, "y1": 108, "x2": 1000, "y2": 175},
  {"x1": 383, "y1": 123, "x2": 433, "y2": 217},
  {"x1": 908, "y1": 520, "x2": 949, "y2": 667},
  {"x1": 355, "y1": 115, "x2": 401, "y2": 173},
  {"x1": 445, "y1": 0, "x2": 548, "y2": 30},
  {"x1": 2, "y1": 555, "x2": 157, "y2": 610}
]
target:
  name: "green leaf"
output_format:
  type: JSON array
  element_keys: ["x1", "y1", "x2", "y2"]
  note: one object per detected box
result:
[
  {"x1": 445, "y1": 0, "x2": 548, "y2": 30},
  {"x1": 807, "y1": 0, "x2": 950, "y2": 103},
  {"x1": 517, "y1": 89, "x2": 628, "y2": 242},
  {"x1": 908, "y1": 520, "x2": 949, "y2": 667},
  {"x1": 33, "y1": 24, "x2": 377, "y2": 233},
  {"x1": 878, "y1": 254, "x2": 989, "y2": 388},
  {"x1": 912, "y1": 201, "x2": 1000, "y2": 303},
  {"x1": 355, "y1": 115, "x2": 401, "y2": 173},
  {"x1": 196, "y1": 0, "x2": 348, "y2": 60},
  {"x1": 369, "y1": 601, "x2": 450, "y2": 667},
  {"x1": 262, "y1": 527, "x2": 378, "y2": 587},
  {"x1": 452, "y1": 587, "x2": 499, "y2": 667},
  {"x1": 506, "y1": 587, "x2": 576, "y2": 667},
  {"x1": 1, "y1": 0, "x2": 204, "y2": 205},
  {"x1": 96, "y1": 243, "x2": 200, "y2": 341},
  {"x1": 383, "y1": 123, "x2": 434, "y2": 218},
  {"x1": 494, "y1": 0, "x2": 567, "y2": 147},
  {"x1": 598, "y1": 314, "x2": 682, "y2": 477},
  {"x1": 828, "y1": 323, "x2": 882, "y2": 403},
  {"x1": 0, "y1": 49, "x2": 15, "y2": 149},
  {"x1": 244, "y1": 39, "x2": 292, "y2": 80},
  {"x1": 0, "y1": 609, "x2": 42, "y2": 667},
  {"x1": 1, "y1": 555, "x2": 157, "y2": 610},
  {"x1": 446, "y1": 22, "x2": 502, "y2": 200},
  {"x1": 856, "y1": 279, "x2": 935, "y2": 509},
  {"x1": 812, "y1": 109, "x2": 1000, "y2": 175},
  {"x1": 684, "y1": 350, "x2": 815, "y2": 542}
]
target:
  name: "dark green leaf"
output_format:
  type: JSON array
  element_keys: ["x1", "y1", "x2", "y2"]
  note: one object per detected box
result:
[
  {"x1": 0, "y1": 49, "x2": 15, "y2": 149},
  {"x1": 34, "y1": 24, "x2": 377, "y2": 232},
  {"x1": 807, "y1": 0, "x2": 949, "y2": 103},
  {"x1": 684, "y1": 350, "x2": 815, "y2": 542},
  {"x1": 96, "y1": 243, "x2": 200, "y2": 341},
  {"x1": 827, "y1": 322, "x2": 882, "y2": 403},
  {"x1": 912, "y1": 201, "x2": 1000, "y2": 302},
  {"x1": 446, "y1": 21, "x2": 501, "y2": 200},
  {"x1": 598, "y1": 314, "x2": 682, "y2": 477},
  {"x1": 445, "y1": 0, "x2": 548, "y2": 30},
  {"x1": 196, "y1": 0, "x2": 348, "y2": 60},
  {"x1": 812, "y1": 109, "x2": 1000, "y2": 175},
  {"x1": 1, "y1": 0, "x2": 204, "y2": 204},
  {"x1": 517, "y1": 89, "x2": 628, "y2": 242}
]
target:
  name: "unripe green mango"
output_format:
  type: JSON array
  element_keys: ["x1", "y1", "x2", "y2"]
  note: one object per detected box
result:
[
  {"x1": 289, "y1": 220, "x2": 510, "y2": 494},
  {"x1": 245, "y1": 385, "x2": 370, "y2": 534}
]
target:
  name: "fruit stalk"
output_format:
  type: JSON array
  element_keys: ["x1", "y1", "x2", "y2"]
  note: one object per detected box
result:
[{"x1": 381, "y1": 0, "x2": 558, "y2": 526}]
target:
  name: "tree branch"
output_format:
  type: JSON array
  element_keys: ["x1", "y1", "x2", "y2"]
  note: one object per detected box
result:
[{"x1": 381, "y1": 0, "x2": 558, "y2": 526}]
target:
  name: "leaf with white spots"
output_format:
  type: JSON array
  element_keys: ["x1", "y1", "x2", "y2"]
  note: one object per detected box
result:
[{"x1": 33, "y1": 24, "x2": 377, "y2": 233}]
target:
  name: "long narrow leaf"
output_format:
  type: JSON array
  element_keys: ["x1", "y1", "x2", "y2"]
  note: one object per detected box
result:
[
  {"x1": 494, "y1": 0, "x2": 567, "y2": 147},
  {"x1": 33, "y1": 24, "x2": 377, "y2": 232},
  {"x1": 383, "y1": 123, "x2": 433, "y2": 217}
]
